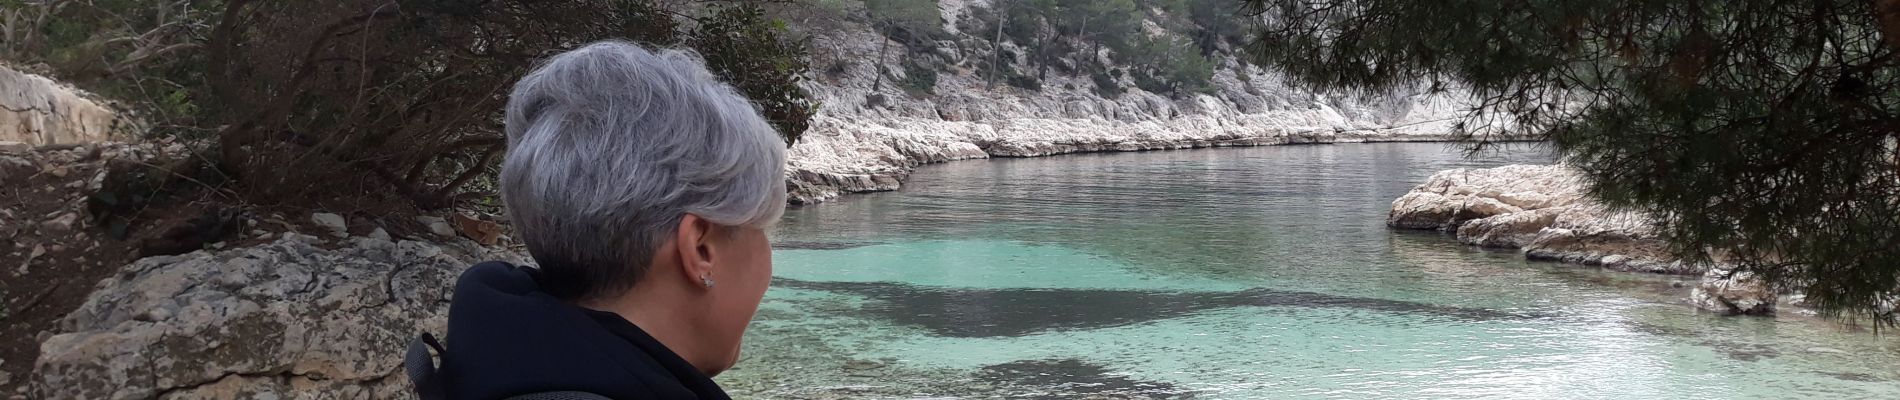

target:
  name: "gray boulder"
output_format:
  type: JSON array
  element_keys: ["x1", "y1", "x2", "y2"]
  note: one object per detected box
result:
[
  {"x1": 1456, "y1": 207, "x2": 1564, "y2": 248},
  {"x1": 32, "y1": 234, "x2": 526, "y2": 399},
  {"x1": 1692, "y1": 268, "x2": 1776, "y2": 316}
]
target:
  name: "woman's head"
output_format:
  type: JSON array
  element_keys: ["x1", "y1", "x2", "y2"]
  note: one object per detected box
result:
[{"x1": 498, "y1": 41, "x2": 784, "y2": 374}]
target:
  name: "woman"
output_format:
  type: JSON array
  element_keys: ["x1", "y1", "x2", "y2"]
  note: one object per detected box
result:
[{"x1": 425, "y1": 41, "x2": 786, "y2": 399}]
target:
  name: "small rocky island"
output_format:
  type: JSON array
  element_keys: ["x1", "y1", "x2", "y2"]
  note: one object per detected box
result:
[{"x1": 1387, "y1": 164, "x2": 1777, "y2": 316}]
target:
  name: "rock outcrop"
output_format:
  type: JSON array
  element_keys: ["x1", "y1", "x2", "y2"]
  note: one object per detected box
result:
[
  {"x1": 1691, "y1": 269, "x2": 1777, "y2": 316},
  {"x1": 1, "y1": 66, "x2": 125, "y2": 145},
  {"x1": 1388, "y1": 164, "x2": 1792, "y2": 315},
  {"x1": 1387, "y1": 164, "x2": 1702, "y2": 275},
  {"x1": 30, "y1": 234, "x2": 527, "y2": 399}
]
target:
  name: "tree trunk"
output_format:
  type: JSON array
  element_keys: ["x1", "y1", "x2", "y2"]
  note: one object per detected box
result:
[
  {"x1": 872, "y1": 33, "x2": 891, "y2": 92},
  {"x1": 988, "y1": 10, "x2": 1006, "y2": 91},
  {"x1": 1075, "y1": 15, "x2": 1088, "y2": 78}
]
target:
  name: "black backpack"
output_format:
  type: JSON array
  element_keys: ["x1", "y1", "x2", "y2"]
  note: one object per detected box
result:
[{"x1": 406, "y1": 333, "x2": 613, "y2": 400}]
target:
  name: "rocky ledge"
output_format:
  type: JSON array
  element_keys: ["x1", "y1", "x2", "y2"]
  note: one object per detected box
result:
[
  {"x1": 1388, "y1": 164, "x2": 1775, "y2": 315},
  {"x1": 1387, "y1": 164, "x2": 1693, "y2": 274},
  {"x1": 786, "y1": 113, "x2": 1473, "y2": 204},
  {"x1": 30, "y1": 234, "x2": 526, "y2": 399}
]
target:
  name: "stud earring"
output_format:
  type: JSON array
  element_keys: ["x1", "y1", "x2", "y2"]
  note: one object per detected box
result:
[{"x1": 702, "y1": 276, "x2": 715, "y2": 288}]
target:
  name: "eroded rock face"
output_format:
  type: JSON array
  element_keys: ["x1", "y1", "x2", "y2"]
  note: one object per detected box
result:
[
  {"x1": 1521, "y1": 205, "x2": 1693, "y2": 274},
  {"x1": 2, "y1": 66, "x2": 125, "y2": 145},
  {"x1": 32, "y1": 234, "x2": 527, "y2": 399},
  {"x1": 1386, "y1": 164, "x2": 1584, "y2": 231},
  {"x1": 1456, "y1": 207, "x2": 1564, "y2": 248},
  {"x1": 1692, "y1": 269, "x2": 1777, "y2": 316},
  {"x1": 1388, "y1": 164, "x2": 1706, "y2": 275}
]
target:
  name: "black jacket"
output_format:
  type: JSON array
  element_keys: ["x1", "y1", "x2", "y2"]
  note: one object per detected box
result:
[{"x1": 434, "y1": 262, "x2": 732, "y2": 400}]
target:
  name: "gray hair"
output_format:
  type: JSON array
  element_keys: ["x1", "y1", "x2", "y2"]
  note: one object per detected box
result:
[{"x1": 500, "y1": 41, "x2": 787, "y2": 301}]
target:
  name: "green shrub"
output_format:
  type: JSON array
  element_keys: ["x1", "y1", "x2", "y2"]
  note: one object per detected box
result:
[
  {"x1": 1005, "y1": 72, "x2": 1042, "y2": 91},
  {"x1": 1091, "y1": 71, "x2": 1124, "y2": 99},
  {"x1": 1130, "y1": 69, "x2": 1169, "y2": 95},
  {"x1": 898, "y1": 61, "x2": 938, "y2": 97}
]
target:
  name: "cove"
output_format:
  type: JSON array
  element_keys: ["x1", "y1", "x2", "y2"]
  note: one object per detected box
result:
[{"x1": 721, "y1": 143, "x2": 1900, "y2": 399}]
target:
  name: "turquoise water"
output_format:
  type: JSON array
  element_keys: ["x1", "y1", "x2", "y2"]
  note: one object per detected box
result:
[{"x1": 723, "y1": 143, "x2": 1900, "y2": 399}]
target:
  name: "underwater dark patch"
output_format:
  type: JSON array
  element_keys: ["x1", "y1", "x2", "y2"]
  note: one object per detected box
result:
[
  {"x1": 978, "y1": 358, "x2": 1192, "y2": 399},
  {"x1": 1709, "y1": 342, "x2": 1782, "y2": 362},
  {"x1": 772, "y1": 279, "x2": 1537, "y2": 338},
  {"x1": 1819, "y1": 371, "x2": 1886, "y2": 382}
]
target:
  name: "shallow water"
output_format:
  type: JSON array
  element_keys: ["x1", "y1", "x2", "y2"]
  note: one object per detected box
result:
[{"x1": 724, "y1": 143, "x2": 1900, "y2": 399}]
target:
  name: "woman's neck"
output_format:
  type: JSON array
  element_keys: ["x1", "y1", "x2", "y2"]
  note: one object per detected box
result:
[{"x1": 581, "y1": 290, "x2": 720, "y2": 375}]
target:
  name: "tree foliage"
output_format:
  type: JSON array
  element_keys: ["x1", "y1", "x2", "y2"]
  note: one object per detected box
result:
[
  {"x1": 5, "y1": 0, "x2": 814, "y2": 210},
  {"x1": 1158, "y1": 0, "x2": 1255, "y2": 57},
  {"x1": 866, "y1": 0, "x2": 942, "y2": 38},
  {"x1": 1246, "y1": 0, "x2": 1900, "y2": 322},
  {"x1": 959, "y1": 0, "x2": 1233, "y2": 96},
  {"x1": 690, "y1": 5, "x2": 818, "y2": 145},
  {"x1": 863, "y1": 0, "x2": 942, "y2": 94}
]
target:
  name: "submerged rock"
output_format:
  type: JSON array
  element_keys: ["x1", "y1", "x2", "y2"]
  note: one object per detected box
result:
[
  {"x1": 1692, "y1": 269, "x2": 1777, "y2": 316},
  {"x1": 31, "y1": 234, "x2": 528, "y2": 399}
]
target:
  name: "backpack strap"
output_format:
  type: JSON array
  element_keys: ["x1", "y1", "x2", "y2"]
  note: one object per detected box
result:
[
  {"x1": 405, "y1": 333, "x2": 449, "y2": 400},
  {"x1": 406, "y1": 333, "x2": 611, "y2": 400},
  {"x1": 504, "y1": 392, "x2": 615, "y2": 400}
]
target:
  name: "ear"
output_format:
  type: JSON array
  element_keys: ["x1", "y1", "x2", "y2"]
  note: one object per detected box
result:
[{"x1": 674, "y1": 213, "x2": 717, "y2": 289}]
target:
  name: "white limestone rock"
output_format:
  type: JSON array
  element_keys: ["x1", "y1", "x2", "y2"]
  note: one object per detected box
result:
[
  {"x1": 1692, "y1": 269, "x2": 1777, "y2": 316},
  {"x1": 1521, "y1": 204, "x2": 1691, "y2": 274},
  {"x1": 1389, "y1": 164, "x2": 1705, "y2": 275},
  {"x1": 311, "y1": 212, "x2": 349, "y2": 237},
  {"x1": 1, "y1": 66, "x2": 125, "y2": 145},
  {"x1": 1387, "y1": 165, "x2": 1577, "y2": 231},
  {"x1": 416, "y1": 216, "x2": 457, "y2": 238},
  {"x1": 368, "y1": 227, "x2": 393, "y2": 242},
  {"x1": 1456, "y1": 207, "x2": 1565, "y2": 248},
  {"x1": 31, "y1": 234, "x2": 530, "y2": 399}
]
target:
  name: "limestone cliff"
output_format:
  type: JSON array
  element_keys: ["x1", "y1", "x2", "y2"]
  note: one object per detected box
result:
[
  {"x1": 1, "y1": 66, "x2": 125, "y2": 146},
  {"x1": 785, "y1": 4, "x2": 1477, "y2": 203}
]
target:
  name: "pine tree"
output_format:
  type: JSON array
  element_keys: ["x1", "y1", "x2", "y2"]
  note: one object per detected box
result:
[
  {"x1": 864, "y1": 0, "x2": 941, "y2": 92},
  {"x1": 1244, "y1": 0, "x2": 1900, "y2": 324}
]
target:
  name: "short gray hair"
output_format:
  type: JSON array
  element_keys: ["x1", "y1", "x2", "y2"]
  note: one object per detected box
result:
[{"x1": 500, "y1": 41, "x2": 787, "y2": 301}]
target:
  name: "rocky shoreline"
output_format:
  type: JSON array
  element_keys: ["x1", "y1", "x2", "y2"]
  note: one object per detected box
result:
[
  {"x1": 786, "y1": 114, "x2": 1478, "y2": 204},
  {"x1": 1387, "y1": 164, "x2": 1778, "y2": 316},
  {"x1": 780, "y1": 23, "x2": 1484, "y2": 204}
]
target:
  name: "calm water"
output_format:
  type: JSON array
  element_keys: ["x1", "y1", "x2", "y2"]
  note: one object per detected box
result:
[{"x1": 724, "y1": 143, "x2": 1900, "y2": 399}]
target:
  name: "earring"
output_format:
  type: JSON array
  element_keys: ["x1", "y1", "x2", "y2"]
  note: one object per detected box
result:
[{"x1": 701, "y1": 275, "x2": 716, "y2": 288}]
